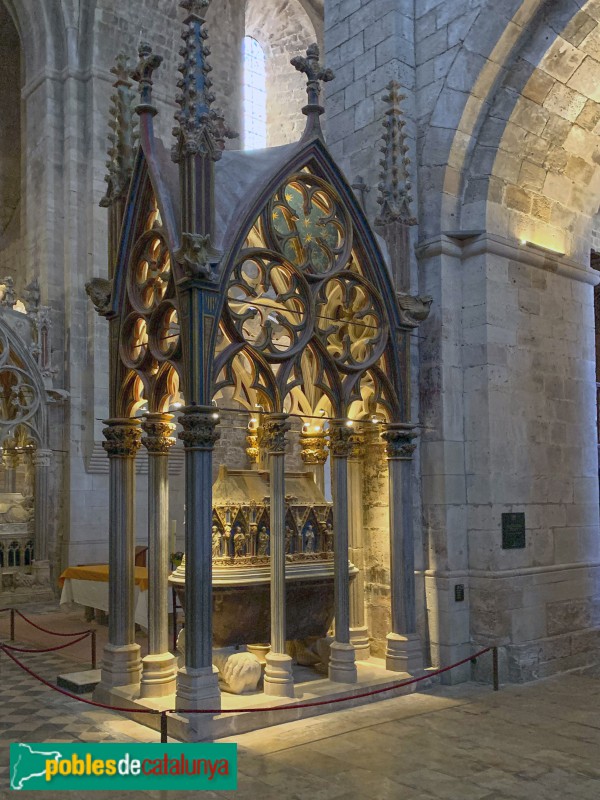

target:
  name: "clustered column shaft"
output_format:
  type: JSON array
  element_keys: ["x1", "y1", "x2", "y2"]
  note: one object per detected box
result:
[
  {"x1": 140, "y1": 413, "x2": 178, "y2": 698},
  {"x1": 101, "y1": 418, "x2": 142, "y2": 687},
  {"x1": 382, "y1": 423, "x2": 422, "y2": 674},
  {"x1": 262, "y1": 413, "x2": 295, "y2": 698},
  {"x1": 176, "y1": 405, "x2": 222, "y2": 713},
  {"x1": 328, "y1": 420, "x2": 357, "y2": 683}
]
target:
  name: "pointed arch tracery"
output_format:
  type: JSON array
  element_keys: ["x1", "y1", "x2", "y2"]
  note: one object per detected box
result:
[
  {"x1": 116, "y1": 192, "x2": 182, "y2": 417},
  {"x1": 213, "y1": 160, "x2": 404, "y2": 424}
]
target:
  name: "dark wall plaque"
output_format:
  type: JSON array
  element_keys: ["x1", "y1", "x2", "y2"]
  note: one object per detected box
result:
[{"x1": 502, "y1": 512, "x2": 525, "y2": 549}]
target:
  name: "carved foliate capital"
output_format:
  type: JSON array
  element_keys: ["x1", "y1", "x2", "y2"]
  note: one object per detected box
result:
[
  {"x1": 328, "y1": 421, "x2": 353, "y2": 459},
  {"x1": 300, "y1": 429, "x2": 328, "y2": 465},
  {"x1": 178, "y1": 405, "x2": 220, "y2": 449},
  {"x1": 382, "y1": 424, "x2": 418, "y2": 460},
  {"x1": 102, "y1": 418, "x2": 142, "y2": 457},
  {"x1": 85, "y1": 278, "x2": 112, "y2": 317},
  {"x1": 262, "y1": 414, "x2": 291, "y2": 455},
  {"x1": 246, "y1": 419, "x2": 259, "y2": 464},
  {"x1": 175, "y1": 232, "x2": 221, "y2": 280},
  {"x1": 141, "y1": 414, "x2": 176, "y2": 454},
  {"x1": 348, "y1": 430, "x2": 365, "y2": 460}
]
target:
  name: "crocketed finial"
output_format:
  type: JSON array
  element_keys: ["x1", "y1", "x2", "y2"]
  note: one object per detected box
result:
[
  {"x1": 101, "y1": 53, "x2": 138, "y2": 208},
  {"x1": 132, "y1": 42, "x2": 163, "y2": 114},
  {"x1": 375, "y1": 81, "x2": 416, "y2": 227},
  {"x1": 172, "y1": 0, "x2": 237, "y2": 163},
  {"x1": 291, "y1": 43, "x2": 334, "y2": 127}
]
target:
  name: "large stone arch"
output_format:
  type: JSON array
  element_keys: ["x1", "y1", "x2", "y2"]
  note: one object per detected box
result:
[
  {"x1": 416, "y1": 0, "x2": 600, "y2": 681},
  {"x1": 460, "y1": 0, "x2": 600, "y2": 262}
]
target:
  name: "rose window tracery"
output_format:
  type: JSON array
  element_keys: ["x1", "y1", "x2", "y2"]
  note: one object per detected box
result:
[{"x1": 216, "y1": 167, "x2": 401, "y2": 422}]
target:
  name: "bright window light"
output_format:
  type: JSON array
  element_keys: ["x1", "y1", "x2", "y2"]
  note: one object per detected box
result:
[{"x1": 243, "y1": 36, "x2": 267, "y2": 150}]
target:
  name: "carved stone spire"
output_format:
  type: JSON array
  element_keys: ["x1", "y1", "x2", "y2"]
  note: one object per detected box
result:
[
  {"x1": 375, "y1": 81, "x2": 416, "y2": 228},
  {"x1": 172, "y1": 0, "x2": 237, "y2": 163},
  {"x1": 291, "y1": 43, "x2": 334, "y2": 136},
  {"x1": 101, "y1": 54, "x2": 138, "y2": 209},
  {"x1": 132, "y1": 42, "x2": 163, "y2": 115}
]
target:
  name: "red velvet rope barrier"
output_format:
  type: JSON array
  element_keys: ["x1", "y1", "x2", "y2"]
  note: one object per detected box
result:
[
  {"x1": 13, "y1": 609, "x2": 92, "y2": 637},
  {"x1": 2, "y1": 632, "x2": 92, "y2": 654},
  {"x1": 1, "y1": 642, "x2": 492, "y2": 716}
]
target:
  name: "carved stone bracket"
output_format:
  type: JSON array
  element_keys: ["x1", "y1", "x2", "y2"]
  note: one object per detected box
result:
[
  {"x1": 141, "y1": 413, "x2": 176, "y2": 455},
  {"x1": 328, "y1": 421, "x2": 353, "y2": 459},
  {"x1": 102, "y1": 418, "x2": 142, "y2": 457},
  {"x1": 262, "y1": 414, "x2": 291, "y2": 455},
  {"x1": 382, "y1": 424, "x2": 418, "y2": 461},
  {"x1": 397, "y1": 292, "x2": 433, "y2": 328},
  {"x1": 175, "y1": 232, "x2": 221, "y2": 280},
  {"x1": 178, "y1": 405, "x2": 220, "y2": 449},
  {"x1": 85, "y1": 278, "x2": 113, "y2": 317}
]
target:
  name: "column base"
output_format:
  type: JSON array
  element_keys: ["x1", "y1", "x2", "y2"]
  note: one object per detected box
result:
[
  {"x1": 386, "y1": 632, "x2": 423, "y2": 674},
  {"x1": 176, "y1": 665, "x2": 221, "y2": 711},
  {"x1": 350, "y1": 626, "x2": 371, "y2": 660},
  {"x1": 140, "y1": 652, "x2": 178, "y2": 698},
  {"x1": 328, "y1": 641, "x2": 357, "y2": 683},
  {"x1": 263, "y1": 652, "x2": 295, "y2": 698},
  {"x1": 100, "y1": 643, "x2": 142, "y2": 688}
]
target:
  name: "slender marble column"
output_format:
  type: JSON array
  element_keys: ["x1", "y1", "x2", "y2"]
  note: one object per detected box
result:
[
  {"x1": 32, "y1": 448, "x2": 52, "y2": 562},
  {"x1": 262, "y1": 413, "x2": 294, "y2": 698},
  {"x1": 382, "y1": 423, "x2": 422, "y2": 674},
  {"x1": 140, "y1": 414, "x2": 178, "y2": 698},
  {"x1": 176, "y1": 405, "x2": 221, "y2": 711},
  {"x1": 299, "y1": 426, "x2": 328, "y2": 494},
  {"x1": 101, "y1": 418, "x2": 142, "y2": 687},
  {"x1": 348, "y1": 431, "x2": 370, "y2": 659},
  {"x1": 328, "y1": 420, "x2": 357, "y2": 683}
]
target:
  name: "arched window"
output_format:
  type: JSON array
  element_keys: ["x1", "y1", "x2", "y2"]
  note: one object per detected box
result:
[{"x1": 242, "y1": 36, "x2": 267, "y2": 150}]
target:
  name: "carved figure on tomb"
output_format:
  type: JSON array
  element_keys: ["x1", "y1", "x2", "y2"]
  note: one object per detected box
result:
[
  {"x1": 325, "y1": 522, "x2": 334, "y2": 552},
  {"x1": 212, "y1": 525, "x2": 222, "y2": 558},
  {"x1": 305, "y1": 523, "x2": 315, "y2": 553},
  {"x1": 285, "y1": 526, "x2": 293, "y2": 554},
  {"x1": 257, "y1": 526, "x2": 269, "y2": 556},
  {"x1": 233, "y1": 526, "x2": 245, "y2": 557}
]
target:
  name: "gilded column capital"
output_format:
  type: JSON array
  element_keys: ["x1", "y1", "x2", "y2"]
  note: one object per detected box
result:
[
  {"x1": 102, "y1": 418, "x2": 142, "y2": 457},
  {"x1": 246, "y1": 417, "x2": 260, "y2": 464},
  {"x1": 141, "y1": 413, "x2": 176, "y2": 455},
  {"x1": 382, "y1": 424, "x2": 418, "y2": 460},
  {"x1": 262, "y1": 413, "x2": 291, "y2": 455},
  {"x1": 178, "y1": 405, "x2": 220, "y2": 449},
  {"x1": 300, "y1": 427, "x2": 328, "y2": 465},
  {"x1": 328, "y1": 420, "x2": 353, "y2": 459}
]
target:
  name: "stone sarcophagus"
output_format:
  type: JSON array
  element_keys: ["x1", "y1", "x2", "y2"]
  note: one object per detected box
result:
[{"x1": 170, "y1": 466, "x2": 357, "y2": 648}]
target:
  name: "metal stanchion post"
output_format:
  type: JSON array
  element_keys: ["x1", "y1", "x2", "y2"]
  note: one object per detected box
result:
[
  {"x1": 161, "y1": 711, "x2": 168, "y2": 743},
  {"x1": 492, "y1": 646, "x2": 499, "y2": 691},
  {"x1": 91, "y1": 630, "x2": 97, "y2": 670},
  {"x1": 10, "y1": 608, "x2": 14, "y2": 641}
]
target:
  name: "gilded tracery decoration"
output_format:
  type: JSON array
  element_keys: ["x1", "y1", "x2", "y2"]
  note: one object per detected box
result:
[
  {"x1": 118, "y1": 194, "x2": 182, "y2": 416},
  {"x1": 215, "y1": 166, "x2": 401, "y2": 424}
]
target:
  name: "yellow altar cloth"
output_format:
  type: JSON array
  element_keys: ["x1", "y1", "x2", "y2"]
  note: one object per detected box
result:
[{"x1": 58, "y1": 564, "x2": 149, "y2": 591}]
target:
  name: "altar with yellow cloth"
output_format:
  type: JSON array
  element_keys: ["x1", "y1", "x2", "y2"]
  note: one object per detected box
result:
[{"x1": 59, "y1": 564, "x2": 152, "y2": 626}]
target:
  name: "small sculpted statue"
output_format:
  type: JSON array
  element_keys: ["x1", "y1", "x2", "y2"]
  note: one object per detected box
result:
[
  {"x1": 285, "y1": 526, "x2": 293, "y2": 554},
  {"x1": 257, "y1": 526, "x2": 269, "y2": 556},
  {"x1": 325, "y1": 522, "x2": 334, "y2": 552},
  {"x1": 212, "y1": 525, "x2": 222, "y2": 558},
  {"x1": 305, "y1": 523, "x2": 315, "y2": 553},
  {"x1": 233, "y1": 525, "x2": 245, "y2": 557}
]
